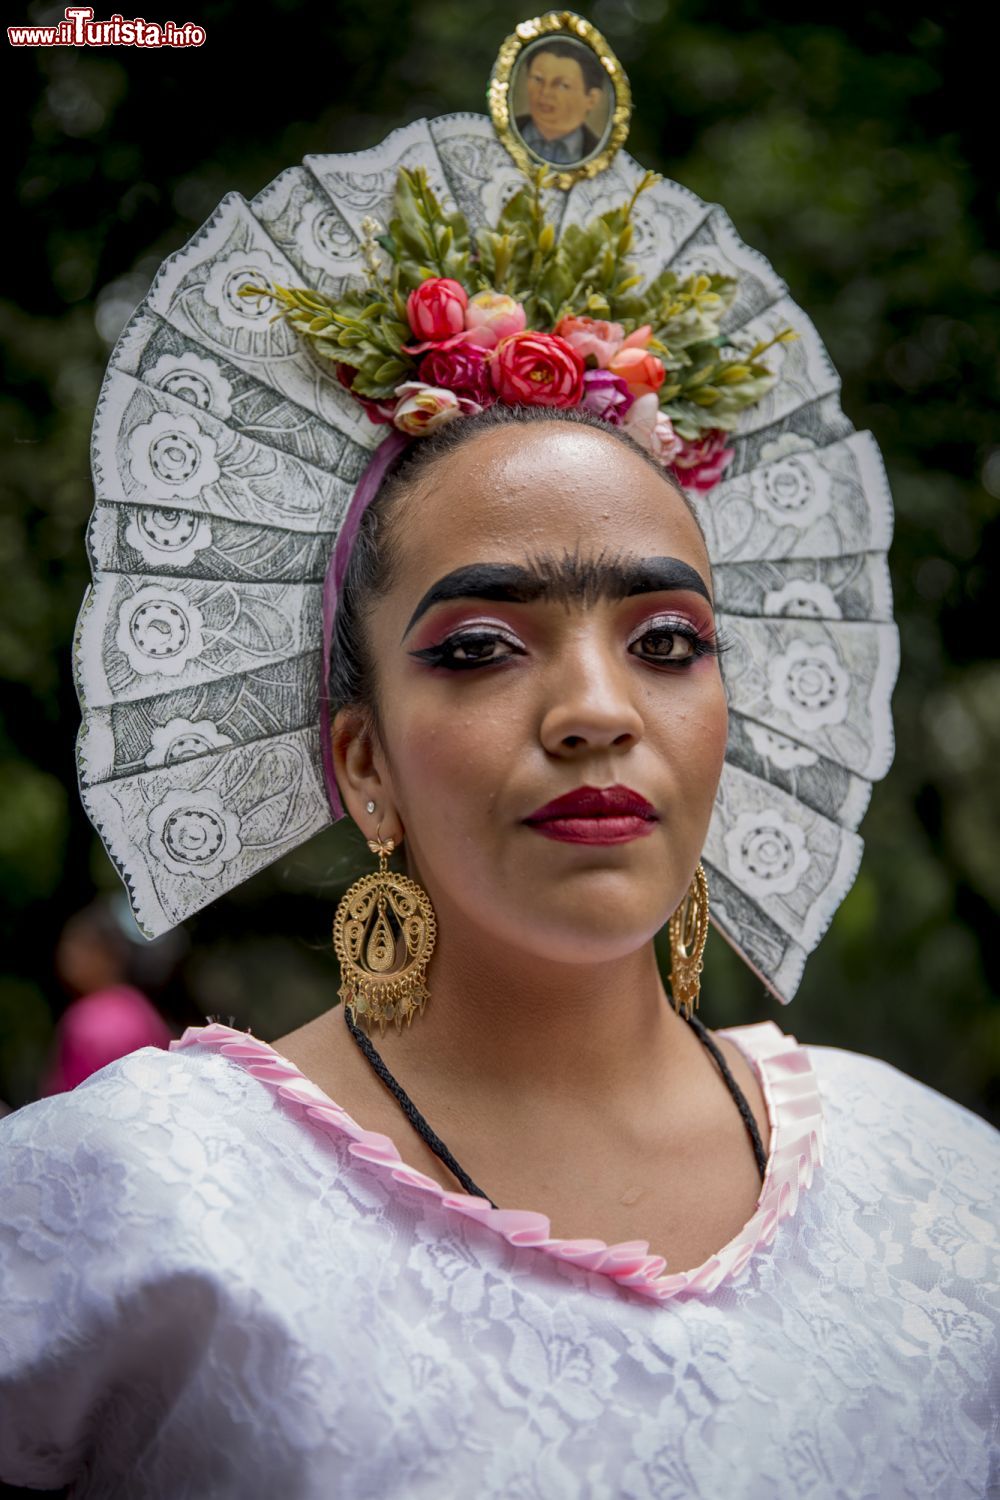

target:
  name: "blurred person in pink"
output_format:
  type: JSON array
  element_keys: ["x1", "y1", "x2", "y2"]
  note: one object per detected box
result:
[{"x1": 40, "y1": 894, "x2": 185, "y2": 1096}]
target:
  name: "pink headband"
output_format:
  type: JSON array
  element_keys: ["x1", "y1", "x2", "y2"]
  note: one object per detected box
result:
[{"x1": 319, "y1": 429, "x2": 411, "y2": 820}]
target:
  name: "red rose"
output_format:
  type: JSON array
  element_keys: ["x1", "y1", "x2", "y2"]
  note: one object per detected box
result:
[
  {"x1": 419, "y1": 341, "x2": 495, "y2": 407},
  {"x1": 670, "y1": 429, "x2": 736, "y2": 494},
  {"x1": 490, "y1": 332, "x2": 585, "y2": 408},
  {"x1": 406, "y1": 277, "x2": 468, "y2": 343}
]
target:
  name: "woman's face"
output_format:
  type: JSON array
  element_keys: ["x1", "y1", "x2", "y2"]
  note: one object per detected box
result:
[{"x1": 337, "y1": 422, "x2": 728, "y2": 965}]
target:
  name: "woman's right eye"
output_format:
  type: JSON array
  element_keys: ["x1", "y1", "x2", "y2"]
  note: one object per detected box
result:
[{"x1": 408, "y1": 632, "x2": 523, "y2": 671}]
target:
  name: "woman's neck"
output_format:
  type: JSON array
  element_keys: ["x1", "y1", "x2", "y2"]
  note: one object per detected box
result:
[{"x1": 366, "y1": 889, "x2": 694, "y2": 1111}]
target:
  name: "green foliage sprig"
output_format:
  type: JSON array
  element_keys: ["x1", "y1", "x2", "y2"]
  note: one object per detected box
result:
[
  {"x1": 386, "y1": 167, "x2": 471, "y2": 291},
  {"x1": 244, "y1": 162, "x2": 796, "y2": 428}
]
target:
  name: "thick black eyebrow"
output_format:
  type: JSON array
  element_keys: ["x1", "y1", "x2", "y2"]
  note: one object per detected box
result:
[{"x1": 401, "y1": 553, "x2": 712, "y2": 642}]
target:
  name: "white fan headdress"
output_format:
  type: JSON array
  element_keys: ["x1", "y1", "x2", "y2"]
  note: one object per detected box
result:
[{"x1": 75, "y1": 66, "x2": 898, "y2": 1005}]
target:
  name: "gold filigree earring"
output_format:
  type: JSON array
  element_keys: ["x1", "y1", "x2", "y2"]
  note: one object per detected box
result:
[
  {"x1": 668, "y1": 862, "x2": 710, "y2": 1019},
  {"x1": 332, "y1": 821, "x2": 437, "y2": 1036}
]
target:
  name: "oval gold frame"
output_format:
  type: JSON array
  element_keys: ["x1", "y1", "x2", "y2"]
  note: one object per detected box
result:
[{"x1": 488, "y1": 10, "x2": 632, "y2": 190}]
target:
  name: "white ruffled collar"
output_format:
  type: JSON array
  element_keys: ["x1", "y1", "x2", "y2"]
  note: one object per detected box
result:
[{"x1": 170, "y1": 1018, "x2": 823, "y2": 1303}]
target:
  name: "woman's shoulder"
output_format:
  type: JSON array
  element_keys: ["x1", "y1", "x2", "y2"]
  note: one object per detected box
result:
[
  {"x1": 0, "y1": 1038, "x2": 318, "y2": 1336},
  {"x1": 0, "y1": 1036, "x2": 271, "y2": 1174},
  {"x1": 800, "y1": 1037, "x2": 999, "y2": 1232},
  {"x1": 722, "y1": 1019, "x2": 997, "y2": 1197},
  {"x1": 805, "y1": 1038, "x2": 997, "y2": 1140},
  {"x1": 723, "y1": 1019, "x2": 996, "y2": 1143},
  {"x1": 0, "y1": 1041, "x2": 305, "y2": 1490}
]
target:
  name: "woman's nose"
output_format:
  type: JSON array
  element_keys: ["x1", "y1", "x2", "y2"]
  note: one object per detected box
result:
[{"x1": 538, "y1": 641, "x2": 644, "y2": 755}]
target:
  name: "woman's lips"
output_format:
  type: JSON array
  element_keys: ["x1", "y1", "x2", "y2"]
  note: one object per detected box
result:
[{"x1": 523, "y1": 785, "x2": 658, "y2": 845}]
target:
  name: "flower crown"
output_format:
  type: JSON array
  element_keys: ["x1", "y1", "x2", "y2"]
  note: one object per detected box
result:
[{"x1": 249, "y1": 165, "x2": 795, "y2": 495}]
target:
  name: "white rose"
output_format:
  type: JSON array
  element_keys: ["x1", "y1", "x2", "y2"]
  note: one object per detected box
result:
[{"x1": 392, "y1": 382, "x2": 463, "y2": 436}]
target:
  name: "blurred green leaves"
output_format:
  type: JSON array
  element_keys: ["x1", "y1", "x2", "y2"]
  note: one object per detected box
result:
[{"x1": 0, "y1": 762, "x2": 68, "y2": 905}]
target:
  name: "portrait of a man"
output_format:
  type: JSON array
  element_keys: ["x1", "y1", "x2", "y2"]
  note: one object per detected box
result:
[{"x1": 512, "y1": 37, "x2": 612, "y2": 167}]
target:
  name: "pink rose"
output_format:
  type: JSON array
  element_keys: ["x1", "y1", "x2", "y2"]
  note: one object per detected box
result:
[
  {"x1": 464, "y1": 291, "x2": 526, "y2": 349},
  {"x1": 491, "y1": 332, "x2": 585, "y2": 408},
  {"x1": 624, "y1": 392, "x2": 682, "y2": 467},
  {"x1": 419, "y1": 341, "x2": 495, "y2": 406},
  {"x1": 392, "y1": 381, "x2": 464, "y2": 436},
  {"x1": 579, "y1": 368, "x2": 634, "y2": 425},
  {"x1": 649, "y1": 413, "x2": 682, "y2": 465},
  {"x1": 607, "y1": 343, "x2": 666, "y2": 397},
  {"x1": 406, "y1": 277, "x2": 468, "y2": 343},
  {"x1": 670, "y1": 429, "x2": 736, "y2": 493},
  {"x1": 554, "y1": 315, "x2": 626, "y2": 368}
]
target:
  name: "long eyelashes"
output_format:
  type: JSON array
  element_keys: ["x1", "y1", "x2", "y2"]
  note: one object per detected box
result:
[
  {"x1": 408, "y1": 630, "x2": 524, "y2": 672},
  {"x1": 409, "y1": 619, "x2": 729, "y2": 673},
  {"x1": 631, "y1": 621, "x2": 731, "y2": 668}
]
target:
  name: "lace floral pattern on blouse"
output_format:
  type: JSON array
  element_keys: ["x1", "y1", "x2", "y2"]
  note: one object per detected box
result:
[{"x1": 0, "y1": 1027, "x2": 996, "y2": 1499}]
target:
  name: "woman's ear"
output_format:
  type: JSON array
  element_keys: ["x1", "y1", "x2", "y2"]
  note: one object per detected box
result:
[{"x1": 331, "y1": 705, "x2": 401, "y2": 840}]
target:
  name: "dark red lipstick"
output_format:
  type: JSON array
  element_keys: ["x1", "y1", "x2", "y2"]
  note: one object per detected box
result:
[{"x1": 523, "y1": 784, "x2": 658, "y2": 845}]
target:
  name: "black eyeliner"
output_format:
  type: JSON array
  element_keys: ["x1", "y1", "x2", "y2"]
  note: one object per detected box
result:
[
  {"x1": 408, "y1": 629, "x2": 524, "y2": 671},
  {"x1": 409, "y1": 620, "x2": 726, "y2": 673}
]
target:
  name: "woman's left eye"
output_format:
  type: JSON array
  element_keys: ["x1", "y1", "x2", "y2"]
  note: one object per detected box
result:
[{"x1": 629, "y1": 623, "x2": 709, "y2": 667}]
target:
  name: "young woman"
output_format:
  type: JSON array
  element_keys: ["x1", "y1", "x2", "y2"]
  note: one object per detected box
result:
[
  {"x1": 0, "y1": 406, "x2": 996, "y2": 1497},
  {"x1": 277, "y1": 407, "x2": 767, "y2": 1271}
]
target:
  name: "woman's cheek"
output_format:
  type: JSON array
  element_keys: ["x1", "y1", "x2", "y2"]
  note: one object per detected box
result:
[
  {"x1": 703, "y1": 683, "x2": 729, "y2": 769},
  {"x1": 664, "y1": 682, "x2": 728, "y2": 794},
  {"x1": 396, "y1": 705, "x2": 497, "y2": 803}
]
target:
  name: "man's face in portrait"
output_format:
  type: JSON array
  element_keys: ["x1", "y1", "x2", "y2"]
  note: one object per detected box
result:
[{"x1": 525, "y1": 49, "x2": 603, "y2": 141}]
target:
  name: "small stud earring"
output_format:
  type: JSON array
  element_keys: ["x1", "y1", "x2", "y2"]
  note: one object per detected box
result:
[{"x1": 366, "y1": 800, "x2": 376, "y2": 814}]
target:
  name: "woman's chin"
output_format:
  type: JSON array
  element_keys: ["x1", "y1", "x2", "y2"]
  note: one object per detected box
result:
[
  {"x1": 490, "y1": 884, "x2": 672, "y2": 966},
  {"x1": 513, "y1": 921, "x2": 665, "y2": 967}
]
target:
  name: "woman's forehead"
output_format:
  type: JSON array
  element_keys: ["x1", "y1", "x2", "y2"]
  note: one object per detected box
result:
[{"x1": 400, "y1": 424, "x2": 708, "y2": 573}]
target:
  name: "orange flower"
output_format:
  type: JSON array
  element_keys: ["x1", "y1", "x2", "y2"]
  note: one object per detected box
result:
[{"x1": 607, "y1": 343, "x2": 665, "y2": 397}]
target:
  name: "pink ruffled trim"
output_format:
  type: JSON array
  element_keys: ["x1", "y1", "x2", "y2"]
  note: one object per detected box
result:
[{"x1": 168, "y1": 1019, "x2": 823, "y2": 1304}]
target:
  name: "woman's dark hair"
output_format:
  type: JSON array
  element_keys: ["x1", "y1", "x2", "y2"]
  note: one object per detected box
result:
[
  {"x1": 328, "y1": 403, "x2": 706, "y2": 743},
  {"x1": 526, "y1": 39, "x2": 608, "y2": 95}
]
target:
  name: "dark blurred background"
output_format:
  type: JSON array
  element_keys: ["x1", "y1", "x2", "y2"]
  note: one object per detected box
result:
[{"x1": 2, "y1": 0, "x2": 997, "y2": 1120}]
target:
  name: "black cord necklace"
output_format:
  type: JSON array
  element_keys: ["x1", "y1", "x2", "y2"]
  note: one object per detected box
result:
[{"x1": 344, "y1": 1007, "x2": 768, "y2": 1209}]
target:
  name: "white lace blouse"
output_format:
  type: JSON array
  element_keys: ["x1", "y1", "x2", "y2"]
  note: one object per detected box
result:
[{"x1": 0, "y1": 1019, "x2": 996, "y2": 1498}]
